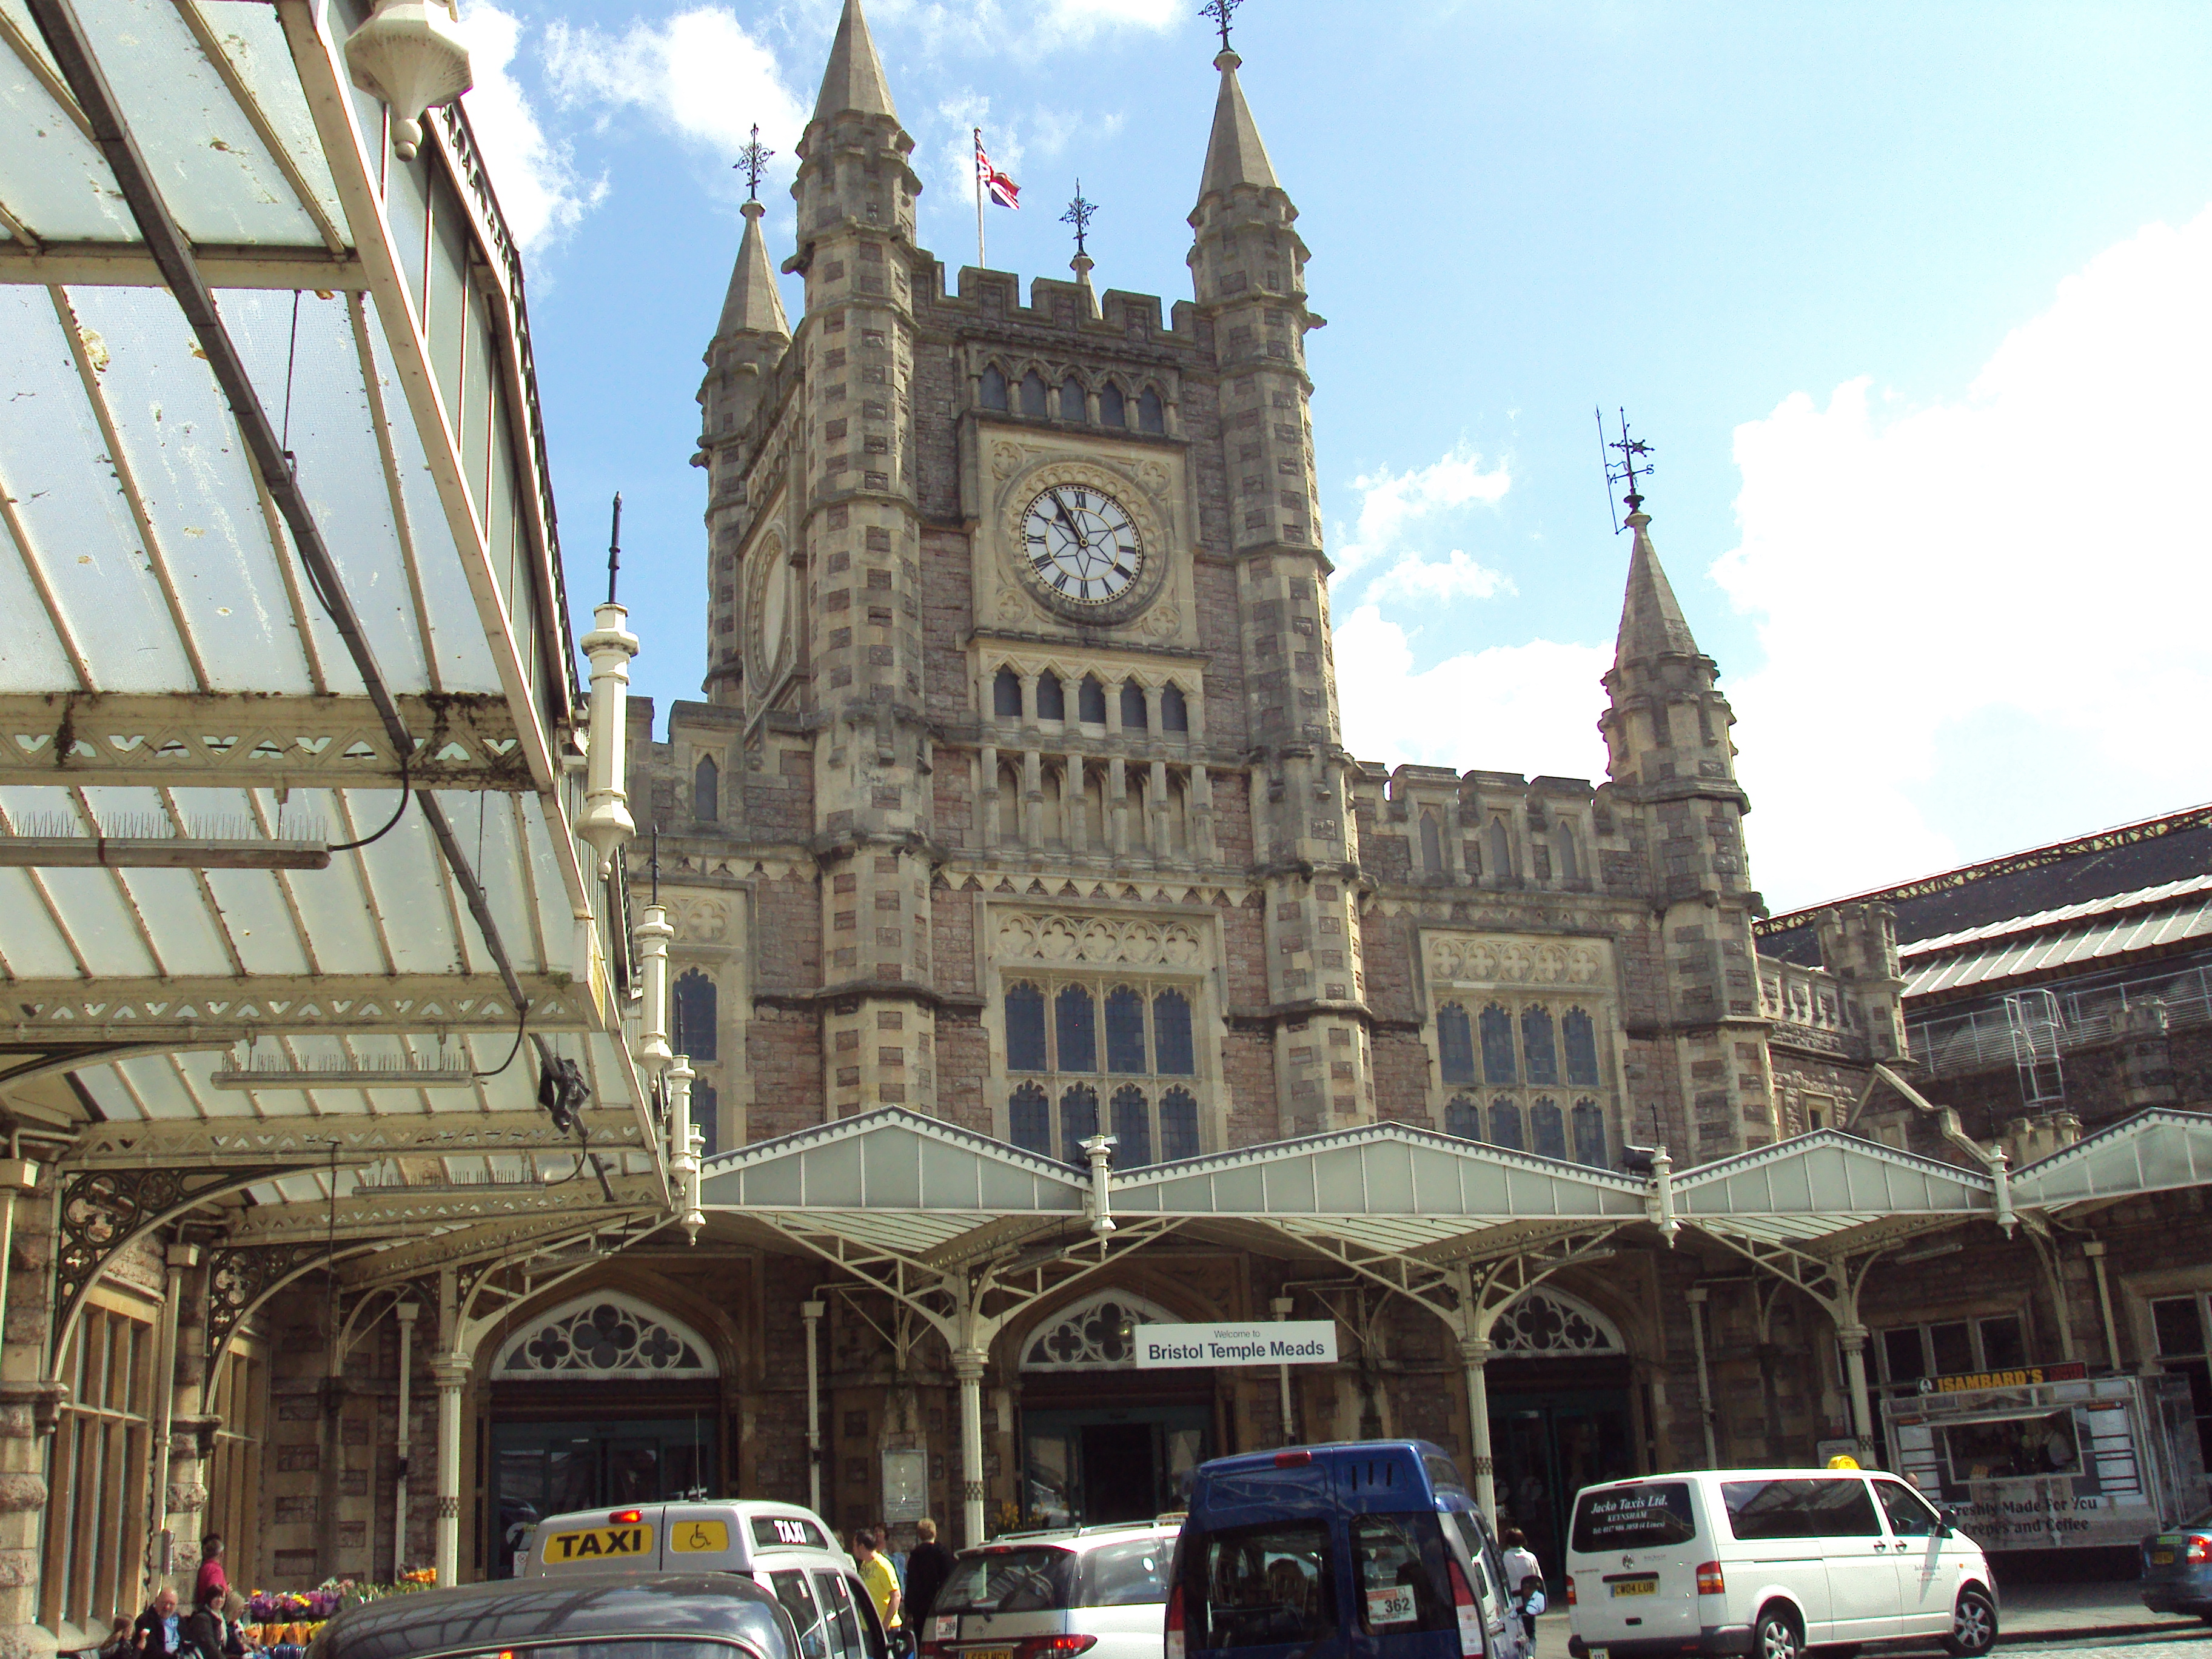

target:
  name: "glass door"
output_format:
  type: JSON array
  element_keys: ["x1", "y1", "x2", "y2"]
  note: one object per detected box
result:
[
  {"x1": 491, "y1": 1416, "x2": 719, "y2": 1576},
  {"x1": 1488, "y1": 1389, "x2": 1635, "y2": 1587}
]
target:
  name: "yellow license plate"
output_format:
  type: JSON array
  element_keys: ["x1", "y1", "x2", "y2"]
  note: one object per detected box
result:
[
  {"x1": 2153, "y1": 1549, "x2": 2175, "y2": 1565},
  {"x1": 544, "y1": 1524, "x2": 654, "y2": 1563},
  {"x1": 671, "y1": 1521, "x2": 729, "y2": 1553},
  {"x1": 1610, "y1": 1581, "x2": 1657, "y2": 1597},
  {"x1": 965, "y1": 1648, "x2": 1013, "y2": 1659}
]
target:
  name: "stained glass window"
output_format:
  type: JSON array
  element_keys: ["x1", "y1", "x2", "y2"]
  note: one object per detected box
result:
[
  {"x1": 1531, "y1": 1098, "x2": 1566, "y2": 1159},
  {"x1": 1060, "y1": 1084, "x2": 1099, "y2": 1162},
  {"x1": 1480, "y1": 1005, "x2": 1517, "y2": 1084},
  {"x1": 1437, "y1": 1004, "x2": 1475, "y2": 1084},
  {"x1": 1056, "y1": 985, "x2": 1097, "y2": 1073},
  {"x1": 1445, "y1": 1096, "x2": 1481, "y2": 1141},
  {"x1": 1010, "y1": 1084, "x2": 1050, "y2": 1153},
  {"x1": 1160, "y1": 1088, "x2": 1199, "y2": 1159},
  {"x1": 1155, "y1": 990, "x2": 1195, "y2": 1075},
  {"x1": 674, "y1": 970, "x2": 717, "y2": 1063},
  {"x1": 1105, "y1": 987, "x2": 1147, "y2": 1073},
  {"x1": 1572, "y1": 1099, "x2": 1606, "y2": 1168},
  {"x1": 1523, "y1": 1006, "x2": 1558, "y2": 1085},
  {"x1": 1113, "y1": 1085, "x2": 1151, "y2": 1167},
  {"x1": 1489, "y1": 1098, "x2": 1524, "y2": 1150},
  {"x1": 1564, "y1": 1008, "x2": 1601, "y2": 1086},
  {"x1": 1006, "y1": 984, "x2": 1047, "y2": 1072}
]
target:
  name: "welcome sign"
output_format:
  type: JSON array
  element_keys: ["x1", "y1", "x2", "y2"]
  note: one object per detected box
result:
[{"x1": 1135, "y1": 1320, "x2": 1339, "y2": 1369}]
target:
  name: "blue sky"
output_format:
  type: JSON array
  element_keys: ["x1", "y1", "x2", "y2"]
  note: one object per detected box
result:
[{"x1": 457, "y1": 0, "x2": 2212, "y2": 910}]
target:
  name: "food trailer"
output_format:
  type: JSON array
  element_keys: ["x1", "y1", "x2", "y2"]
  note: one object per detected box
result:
[{"x1": 1882, "y1": 1364, "x2": 2207, "y2": 1549}]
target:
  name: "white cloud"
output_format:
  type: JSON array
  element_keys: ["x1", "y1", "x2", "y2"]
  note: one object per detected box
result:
[
  {"x1": 544, "y1": 8, "x2": 808, "y2": 172},
  {"x1": 1332, "y1": 444, "x2": 1512, "y2": 582},
  {"x1": 454, "y1": 5, "x2": 605, "y2": 250},
  {"x1": 1362, "y1": 548, "x2": 1515, "y2": 608},
  {"x1": 1333, "y1": 605, "x2": 1612, "y2": 782},
  {"x1": 1717, "y1": 206, "x2": 2212, "y2": 910},
  {"x1": 867, "y1": 0, "x2": 1179, "y2": 52}
]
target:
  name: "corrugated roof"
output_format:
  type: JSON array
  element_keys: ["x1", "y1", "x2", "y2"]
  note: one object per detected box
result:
[{"x1": 1903, "y1": 881, "x2": 2212, "y2": 997}]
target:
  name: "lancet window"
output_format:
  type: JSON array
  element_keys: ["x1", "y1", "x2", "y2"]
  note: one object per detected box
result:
[
  {"x1": 1434, "y1": 995, "x2": 1615, "y2": 1168},
  {"x1": 1002, "y1": 976, "x2": 1204, "y2": 1167}
]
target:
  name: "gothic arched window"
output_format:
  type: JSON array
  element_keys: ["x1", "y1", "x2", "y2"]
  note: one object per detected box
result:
[
  {"x1": 1021, "y1": 370, "x2": 1049, "y2": 417},
  {"x1": 1037, "y1": 672, "x2": 1065, "y2": 720},
  {"x1": 1523, "y1": 1005, "x2": 1558, "y2": 1085},
  {"x1": 1445, "y1": 1095, "x2": 1481, "y2": 1141},
  {"x1": 1161, "y1": 683, "x2": 1189, "y2": 732},
  {"x1": 1056, "y1": 985, "x2": 1097, "y2": 1073},
  {"x1": 1112, "y1": 1085, "x2": 1150, "y2": 1167},
  {"x1": 1563, "y1": 1008, "x2": 1602, "y2": 1087},
  {"x1": 1159, "y1": 1088, "x2": 1199, "y2": 1159},
  {"x1": 1105, "y1": 987, "x2": 1147, "y2": 1073},
  {"x1": 1480, "y1": 1004, "x2": 1517, "y2": 1084},
  {"x1": 674, "y1": 969, "x2": 717, "y2": 1062},
  {"x1": 980, "y1": 364, "x2": 1008, "y2": 411},
  {"x1": 1489, "y1": 1098, "x2": 1525, "y2": 1150},
  {"x1": 693, "y1": 754, "x2": 719, "y2": 821},
  {"x1": 1437, "y1": 1004, "x2": 1476, "y2": 1085},
  {"x1": 1152, "y1": 990, "x2": 1195, "y2": 1075},
  {"x1": 1555, "y1": 822, "x2": 1579, "y2": 882},
  {"x1": 1079, "y1": 674, "x2": 1108, "y2": 724},
  {"x1": 1420, "y1": 812, "x2": 1443, "y2": 876},
  {"x1": 1531, "y1": 1098, "x2": 1566, "y2": 1159},
  {"x1": 1099, "y1": 382, "x2": 1126, "y2": 428},
  {"x1": 993, "y1": 666, "x2": 1022, "y2": 717},
  {"x1": 494, "y1": 1294, "x2": 716, "y2": 1379},
  {"x1": 1138, "y1": 386, "x2": 1165, "y2": 434},
  {"x1": 1059, "y1": 1084, "x2": 1099, "y2": 1162},
  {"x1": 1059, "y1": 377, "x2": 1086, "y2": 421},
  {"x1": 1005, "y1": 983, "x2": 1047, "y2": 1072},
  {"x1": 1010, "y1": 1083, "x2": 1050, "y2": 1154},
  {"x1": 1572, "y1": 1099, "x2": 1607, "y2": 1168},
  {"x1": 1120, "y1": 679, "x2": 1148, "y2": 729},
  {"x1": 693, "y1": 1079, "x2": 719, "y2": 1159},
  {"x1": 1487, "y1": 818, "x2": 1515, "y2": 879}
]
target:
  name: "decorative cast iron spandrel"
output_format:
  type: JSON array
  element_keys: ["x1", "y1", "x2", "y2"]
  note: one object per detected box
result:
[{"x1": 204, "y1": 1241, "x2": 337, "y2": 1359}]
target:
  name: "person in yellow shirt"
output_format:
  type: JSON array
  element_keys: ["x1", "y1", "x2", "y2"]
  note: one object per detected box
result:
[{"x1": 854, "y1": 1530, "x2": 901, "y2": 1631}]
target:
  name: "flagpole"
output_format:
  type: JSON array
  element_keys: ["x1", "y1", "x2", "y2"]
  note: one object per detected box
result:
[{"x1": 973, "y1": 127, "x2": 986, "y2": 269}]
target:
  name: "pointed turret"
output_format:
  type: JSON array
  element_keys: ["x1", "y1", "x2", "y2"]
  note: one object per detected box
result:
[
  {"x1": 1198, "y1": 49, "x2": 1279, "y2": 199},
  {"x1": 1598, "y1": 507, "x2": 1741, "y2": 800},
  {"x1": 811, "y1": 0, "x2": 896, "y2": 124},
  {"x1": 1613, "y1": 512, "x2": 1701, "y2": 671},
  {"x1": 715, "y1": 199, "x2": 789, "y2": 341}
]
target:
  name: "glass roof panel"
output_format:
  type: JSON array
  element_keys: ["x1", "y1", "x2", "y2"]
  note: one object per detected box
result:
[
  {"x1": 438, "y1": 786, "x2": 540, "y2": 971},
  {"x1": 521, "y1": 793, "x2": 576, "y2": 954},
  {"x1": 182, "y1": 0, "x2": 346, "y2": 235},
  {"x1": 20, "y1": 860, "x2": 163, "y2": 977},
  {"x1": 0, "y1": 9, "x2": 136, "y2": 243},
  {"x1": 0, "y1": 863, "x2": 81, "y2": 975},
  {"x1": 0, "y1": 287, "x2": 196, "y2": 691},
  {"x1": 73, "y1": 284, "x2": 318, "y2": 692},
  {"x1": 75, "y1": 783, "x2": 238, "y2": 974},
  {"x1": 356, "y1": 811, "x2": 462, "y2": 973},
  {"x1": 0, "y1": 496, "x2": 80, "y2": 688},
  {"x1": 73, "y1": 0, "x2": 324, "y2": 247},
  {"x1": 111, "y1": 1049, "x2": 205, "y2": 1117},
  {"x1": 223, "y1": 287, "x2": 428, "y2": 691}
]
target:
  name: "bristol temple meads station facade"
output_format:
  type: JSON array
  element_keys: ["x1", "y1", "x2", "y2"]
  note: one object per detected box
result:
[{"x1": 5, "y1": 1, "x2": 2212, "y2": 1647}]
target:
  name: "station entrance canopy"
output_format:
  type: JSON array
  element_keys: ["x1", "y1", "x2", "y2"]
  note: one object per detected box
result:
[{"x1": 698, "y1": 1105, "x2": 2212, "y2": 1533}]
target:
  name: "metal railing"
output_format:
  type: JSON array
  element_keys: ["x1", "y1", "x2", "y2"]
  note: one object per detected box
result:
[{"x1": 1906, "y1": 956, "x2": 2212, "y2": 1078}]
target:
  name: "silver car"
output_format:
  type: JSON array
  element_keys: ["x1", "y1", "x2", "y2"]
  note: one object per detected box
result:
[{"x1": 917, "y1": 1521, "x2": 1179, "y2": 1659}]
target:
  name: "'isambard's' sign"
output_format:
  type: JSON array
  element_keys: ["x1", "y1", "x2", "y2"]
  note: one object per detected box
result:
[{"x1": 1135, "y1": 1320, "x2": 1339, "y2": 1369}]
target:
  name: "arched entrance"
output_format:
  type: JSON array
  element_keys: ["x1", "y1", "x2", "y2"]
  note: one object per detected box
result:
[
  {"x1": 1484, "y1": 1288, "x2": 1637, "y2": 1583},
  {"x1": 1016, "y1": 1290, "x2": 1213, "y2": 1527},
  {"x1": 486, "y1": 1292, "x2": 722, "y2": 1576}
]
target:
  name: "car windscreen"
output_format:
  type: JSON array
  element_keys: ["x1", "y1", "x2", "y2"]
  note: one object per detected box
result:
[
  {"x1": 424, "y1": 1644, "x2": 759, "y2": 1659},
  {"x1": 1570, "y1": 1483, "x2": 1698, "y2": 1553},
  {"x1": 1182, "y1": 1517, "x2": 1337, "y2": 1651},
  {"x1": 1082, "y1": 1539, "x2": 1169, "y2": 1607},
  {"x1": 934, "y1": 1548, "x2": 1081, "y2": 1614}
]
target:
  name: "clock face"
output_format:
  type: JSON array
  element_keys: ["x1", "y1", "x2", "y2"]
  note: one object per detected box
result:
[{"x1": 1019, "y1": 485, "x2": 1144, "y2": 606}]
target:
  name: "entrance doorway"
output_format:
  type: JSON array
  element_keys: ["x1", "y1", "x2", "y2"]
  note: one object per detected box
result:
[
  {"x1": 1022, "y1": 1404, "x2": 1211, "y2": 1526},
  {"x1": 1488, "y1": 1387, "x2": 1634, "y2": 1586},
  {"x1": 490, "y1": 1416, "x2": 718, "y2": 1577}
]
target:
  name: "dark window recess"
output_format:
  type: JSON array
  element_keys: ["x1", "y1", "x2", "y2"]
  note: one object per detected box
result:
[
  {"x1": 1979, "y1": 1315, "x2": 2027, "y2": 1370},
  {"x1": 1037, "y1": 673, "x2": 1066, "y2": 720},
  {"x1": 1060, "y1": 377, "x2": 1087, "y2": 421},
  {"x1": 673, "y1": 970, "x2": 717, "y2": 1063},
  {"x1": 1183, "y1": 1518, "x2": 1336, "y2": 1651},
  {"x1": 1489, "y1": 1099, "x2": 1524, "y2": 1151},
  {"x1": 994, "y1": 667, "x2": 1023, "y2": 717},
  {"x1": 1487, "y1": 819, "x2": 1513, "y2": 877},
  {"x1": 1571, "y1": 1483, "x2": 1698, "y2": 1552},
  {"x1": 1098, "y1": 383, "x2": 1126, "y2": 428},
  {"x1": 1160, "y1": 1088, "x2": 1199, "y2": 1159},
  {"x1": 1929, "y1": 1321, "x2": 1974, "y2": 1376},
  {"x1": 1005, "y1": 984, "x2": 1047, "y2": 1072},
  {"x1": 1437, "y1": 1005, "x2": 1476, "y2": 1085},
  {"x1": 693, "y1": 754, "x2": 719, "y2": 821},
  {"x1": 1153, "y1": 991, "x2": 1196, "y2": 1076},
  {"x1": 1112, "y1": 1085, "x2": 1150, "y2": 1168},
  {"x1": 1010, "y1": 1084, "x2": 1050, "y2": 1153},
  {"x1": 1480, "y1": 1005, "x2": 1517, "y2": 1084},
  {"x1": 1571, "y1": 1100, "x2": 1605, "y2": 1168},
  {"x1": 1161, "y1": 683, "x2": 1188, "y2": 732},
  {"x1": 1420, "y1": 813, "x2": 1443, "y2": 874},
  {"x1": 1059, "y1": 1084, "x2": 1099, "y2": 1163},
  {"x1": 1121, "y1": 679, "x2": 1148, "y2": 729},
  {"x1": 1138, "y1": 387, "x2": 1165, "y2": 434},
  {"x1": 1883, "y1": 1328, "x2": 1928, "y2": 1384},
  {"x1": 1530, "y1": 1099, "x2": 1566, "y2": 1160},
  {"x1": 1056, "y1": 985, "x2": 1097, "y2": 1073},
  {"x1": 1563, "y1": 1009, "x2": 1601, "y2": 1086},
  {"x1": 1079, "y1": 675, "x2": 1108, "y2": 723},
  {"x1": 979, "y1": 365, "x2": 1008, "y2": 411},
  {"x1": 1523, "y1": 1007, "x2": 1558, "y2": 1084},
  {"x1": 1446, "y1": 1096, "x2": 1481, "y2": 1141},
  {"x1": 1105, "y1": 987, "x2": 1147, "y2": 1073},
  {"x1": 693, "y1": 1079, "x2": 719, "y2": 1158},
  {"x1": 1021, "y1": 372, "x2": 1050, "y2": 417},
  {"x1": 2155, "y1": 1297, "x2": 2205, "y2": 1358}
]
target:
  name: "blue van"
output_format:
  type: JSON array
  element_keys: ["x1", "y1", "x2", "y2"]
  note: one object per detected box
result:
[{"x1": 1167, "y1": 1441, "x2": 1530, "y2": 1659}]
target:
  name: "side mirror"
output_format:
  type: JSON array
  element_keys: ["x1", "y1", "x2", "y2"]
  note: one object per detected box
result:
[
  {"x1": 1935, "y1": 1506, "x2": 1960, "y2": 1537},
  {"x1": 888, "y1": 1631, "x2": 916, "y2": 1659}
]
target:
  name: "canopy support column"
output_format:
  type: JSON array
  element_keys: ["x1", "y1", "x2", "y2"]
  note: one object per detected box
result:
[
  {"x1": 431, "y1": 1350, "x2": 471, "y2": 1586},
  {"x1": 954, "y1": 1346, "x2": 987, "y2": 1549},
  {"x1": 1837, "y1": 1322, "x2": 1875, "y2": 1458},
  {"x1": 803, "y1": 1298, "x2": 826, "y2": 1516},
  {"x1": 1457, "y1": 1335, "x2": 1496, "y2": 1527}
]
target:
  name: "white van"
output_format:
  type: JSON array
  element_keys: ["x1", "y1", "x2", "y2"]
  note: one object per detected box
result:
[{"x1": 1563, "y1": 1469, "x2": 1997, "y2": 1659}]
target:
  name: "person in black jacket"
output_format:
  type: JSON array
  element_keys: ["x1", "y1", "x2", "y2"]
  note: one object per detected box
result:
[
  {"x1": 181, "y1": 1587, "x2": 227, "y2": 1659},
  {"x1": 902, "y1": 1517, "x2": 958, "y2": 1629},
  {"x1": 133, "y1": 1586, "x2": 182, "y2": 1659}
]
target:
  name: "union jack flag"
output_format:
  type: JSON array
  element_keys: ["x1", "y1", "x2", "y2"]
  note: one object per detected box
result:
[{"x1": 976, "y1": 139, "x2": 1019, "y2": 209}]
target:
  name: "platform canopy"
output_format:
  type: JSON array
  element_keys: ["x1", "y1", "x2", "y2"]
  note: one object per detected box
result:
[{"x1": 0, "y1": 0, "x2": 665, "y2": 1332}]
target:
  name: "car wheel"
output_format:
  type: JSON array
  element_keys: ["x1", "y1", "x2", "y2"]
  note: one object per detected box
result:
[
  {"x1": 1754, "y1": 1608, "x2": 1805, "y2": 1659},
  {"x1": 1942, "y1": 1588, "x2": 1997, "y2": 1657}
]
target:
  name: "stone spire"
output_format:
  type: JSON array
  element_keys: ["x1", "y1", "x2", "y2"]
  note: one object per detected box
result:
[
  {"x1": 811, "y1": 0, "x2": 896, "y2": 124},
  {"x1": 1599, "y1": 507, "x2": 1738, "y2": 797},
  {"x1": 1197, "y1": 49, "x2": 1280, "y2": 201},
  {"x1": 715, "y1": 198, "x2": 789, "y2": 341},
  {"x1": 1612, "y1": 510, "x2": 1702, "y2": 672}
]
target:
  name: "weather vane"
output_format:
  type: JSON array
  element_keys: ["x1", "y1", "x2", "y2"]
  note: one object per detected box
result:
[
  {"x1": 1200, "y1": 0, "x2": 1243, "y2": 55},
  {"x1": 1061, "y1": 182, "x2": 1098, "y2": 258},
  {"x1": 735, "y1": 124, "x2": 773, "y2": 203},
  {"x1": 1596, "y1": 406, "x2": 1655, "y2": 534}
]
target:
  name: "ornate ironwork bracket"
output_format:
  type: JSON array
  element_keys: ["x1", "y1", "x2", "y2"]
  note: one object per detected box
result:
[{"x1": 204, "y1": 1239, "x2": 347, "y2": 1364}]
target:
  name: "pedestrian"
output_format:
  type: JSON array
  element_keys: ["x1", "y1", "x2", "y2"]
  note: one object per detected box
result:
[
  {"x1": 98, "y1": 1617, "x2": 134, "y2": 1659},
  {"x1": 853, "y1": 1529, "x2": 902, "y2": 1632},
  {"x1": 1515, "y1": 1576, "x2": 1547, "y2": 1640},
  {"x1": 903, "y1": 1517, "x2": 957, "y2": 1629},
  {"x1": 182, "y1": 1586, "x2": 226, "y2": 1659},
  {"x1": 220, "y1": 1590, "x2": 259, "y2": 1657},
  {"x1": 134, "y1": 1586, "x2": 183, "y2": 1659},
  {"x1": 1498, "y1": 1528, "x2": 1543, "y2": 1640},
  {"x1": 194, "y1": 1535, "x2": 228, "y2": 1609}
]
